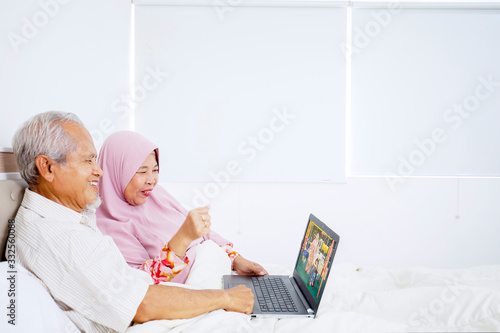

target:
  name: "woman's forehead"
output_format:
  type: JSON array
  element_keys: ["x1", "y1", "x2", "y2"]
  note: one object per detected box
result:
[{"x1": 140, "y1": 152, "x2": 158, "y2": 165}]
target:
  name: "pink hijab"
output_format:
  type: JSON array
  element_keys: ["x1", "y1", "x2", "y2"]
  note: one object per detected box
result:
[{"x1": 96, "y1": 131, "x2": 230, "y2": 283}]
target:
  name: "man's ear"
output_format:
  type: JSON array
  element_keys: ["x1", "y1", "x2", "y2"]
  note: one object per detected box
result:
[{"x1": 34, "y1": 155, "x2": 55, "y2": 182}]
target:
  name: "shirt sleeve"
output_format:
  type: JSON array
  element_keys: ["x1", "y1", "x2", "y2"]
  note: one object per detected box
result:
[
  {"x1": 219, "y1": 243, "x2": 241, "y2": 270},
  {"x1": 32, "y1": 225, "x2": 152, "y2": 333},
  {"x1": 140, "y1": 244, "x2": 189, "y2": 284}
]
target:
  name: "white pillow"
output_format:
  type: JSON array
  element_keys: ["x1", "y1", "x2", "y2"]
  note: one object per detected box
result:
[
  {"x1": 0, "y1": 262, "x2": 78, "y2": 333},
  {"x1": 127, "y1": 242, "x2": 232, "y2": 333},
  {"x1": 184, "y1": 240, "x2": 232, "y2": 290}
]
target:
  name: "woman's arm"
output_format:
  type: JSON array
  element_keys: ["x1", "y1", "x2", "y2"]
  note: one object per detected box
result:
[
  {"x1": 140, "y1": 244, "x2": 189, "y2": 284},
  {"x1": 141, "y1": 206, "x2": 212, "y2": 283},
  {"x1": 207, "y1": 231, "x2": 268, "y2": 276},
  {"x1": 232, "y1": 256, "x2": 268, "y2": 276}
]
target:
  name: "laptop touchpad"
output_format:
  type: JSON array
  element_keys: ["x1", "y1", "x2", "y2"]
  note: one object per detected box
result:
[{"x1": 229, "y1": 283, "x2": 253, "y2": 289}]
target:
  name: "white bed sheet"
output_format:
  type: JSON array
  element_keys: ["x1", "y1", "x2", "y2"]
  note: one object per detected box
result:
[
  {"x1": 2, "y1": 241, "x2": 499, "y2": 332},
  {"x1": 128, "y1": 242, "x2": 500, "y2": 333}
]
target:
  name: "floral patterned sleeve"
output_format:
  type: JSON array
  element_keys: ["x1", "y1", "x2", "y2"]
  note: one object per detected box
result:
[
  {"x1": 140, "y1": 244, "x2": 189, "y2": 284},
  {"x1": 219, "y1": 243, "x2": 240, "y2": 270}
]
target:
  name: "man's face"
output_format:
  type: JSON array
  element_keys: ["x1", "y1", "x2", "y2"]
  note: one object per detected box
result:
[{"x1": 50, "y1": 123, "x2": 103, "y2": 213}]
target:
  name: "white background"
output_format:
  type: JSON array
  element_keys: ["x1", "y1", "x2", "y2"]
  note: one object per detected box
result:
[{"x1": 1, "y1": 0, "x2": 499, "y2": 269}]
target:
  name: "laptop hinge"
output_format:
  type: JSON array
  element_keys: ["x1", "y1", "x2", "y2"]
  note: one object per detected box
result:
[{"x1": 289, "y1": 277, "x2": 315, "y2": 316}]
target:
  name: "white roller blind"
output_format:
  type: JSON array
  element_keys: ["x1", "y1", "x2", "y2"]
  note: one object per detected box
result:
[
  {"x1": 0, "y1": 0, "x2": 131, "y2": 149},
  {"x1": 351, "y1": 7, "x2": 500, "y2": 177},
  {"x1": 134, "y1": 4, "x2": 347, "y2": 182}
]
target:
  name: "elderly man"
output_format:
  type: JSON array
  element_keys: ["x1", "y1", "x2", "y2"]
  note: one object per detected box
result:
[{"x1": 12, "y1": 111, "x2": 254, "y2": 332}]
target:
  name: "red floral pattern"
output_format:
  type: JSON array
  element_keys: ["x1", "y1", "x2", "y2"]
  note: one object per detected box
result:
[{"x1": 141, "y1": 243, "x2": 241, "y2": 284}]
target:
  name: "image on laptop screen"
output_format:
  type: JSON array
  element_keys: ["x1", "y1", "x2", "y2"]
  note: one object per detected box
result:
[{"x1": 295, "y1": 218, "x2": 335, "y2": 303}]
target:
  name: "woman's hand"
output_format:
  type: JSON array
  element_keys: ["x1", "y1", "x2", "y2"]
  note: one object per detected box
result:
[
  {"x1": 180, "y1": 206, "x2": 212, "y2": 241},
  {"x1": 233, "y1": 256, "x2": 269, "y2": 276},
  {"x1": 168, "y1": 206, "x2": 212, "y2": 257}
]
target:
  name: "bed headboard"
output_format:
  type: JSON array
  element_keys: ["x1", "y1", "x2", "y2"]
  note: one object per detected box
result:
[
  {"x1": 0, "y1": 180, "x2": 26, "y2": 261},
  {"x1": 0, "y1": 149, "x2": 27, "y2": 261}
]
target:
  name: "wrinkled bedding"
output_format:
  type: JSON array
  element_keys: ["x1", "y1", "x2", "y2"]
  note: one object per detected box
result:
[
  {"x1": 2, "y1": 240, "x2": 499, "y2": 332},
  {"x1": 128, "y1": 242, "x2": 500, "y2": 332}
]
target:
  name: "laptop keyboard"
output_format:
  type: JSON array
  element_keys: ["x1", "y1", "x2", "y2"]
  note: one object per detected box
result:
[{"x1": 252, "y1": 277, "x2": 298, "y2": 313}]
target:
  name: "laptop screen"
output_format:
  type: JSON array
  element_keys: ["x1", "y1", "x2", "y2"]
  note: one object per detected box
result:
[{"x1": 293, "y1": 214, "x2": 339, "y2": 313}]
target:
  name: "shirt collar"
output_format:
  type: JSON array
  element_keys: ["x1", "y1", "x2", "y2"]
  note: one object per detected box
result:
[{"x1": 22, "y1": 188, "x2": 83, "y2": 225}]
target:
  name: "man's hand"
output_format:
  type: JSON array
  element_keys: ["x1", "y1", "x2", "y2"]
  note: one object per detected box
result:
[
  {"x1": 223, "y1": 285, "x2": 255, "y2": 314},
  {"x1": 134, "y1": 284, "x2": 255, "y2": 322},
  {"x1": 233, "y1": 256, "x2": 269, "y2": 276}
]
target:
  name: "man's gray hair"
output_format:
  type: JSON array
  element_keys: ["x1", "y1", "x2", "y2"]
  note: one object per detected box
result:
[{"x1": 12, "y1": 111, "x2": 84, "y2": 185}]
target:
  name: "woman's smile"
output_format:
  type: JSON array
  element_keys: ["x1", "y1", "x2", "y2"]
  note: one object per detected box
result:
[{"x1": 141, "y1": 189, "x2": 153, "y2": 197}]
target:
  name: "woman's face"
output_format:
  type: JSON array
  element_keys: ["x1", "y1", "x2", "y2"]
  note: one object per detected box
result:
[{"x1": 124, "y1": 151, "x2": 159, "y2": 206}]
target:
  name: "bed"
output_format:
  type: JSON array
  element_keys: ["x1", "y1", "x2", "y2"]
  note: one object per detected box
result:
[
  {"x1": 1, "y1": 177, "x2": 500, "y2": 332},
  {"x1": 126, "y1": 257, "x2": 500, "y2": 333}
]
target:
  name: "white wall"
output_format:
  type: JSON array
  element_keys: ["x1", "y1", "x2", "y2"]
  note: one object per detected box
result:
[
  {"x1": 163, "y1": 177, "x2": 500, "y2": 269},
  {"x1": 0, "y1": 0, "x2": 132, "y2": 149},
  {"x1": 1, "y1": 0, "x2": 499, "y2": 269}
]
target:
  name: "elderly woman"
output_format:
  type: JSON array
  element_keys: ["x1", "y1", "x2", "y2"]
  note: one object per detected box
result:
[{"x1": 96, "y1": 131, "x2": 267, "y2": 284}]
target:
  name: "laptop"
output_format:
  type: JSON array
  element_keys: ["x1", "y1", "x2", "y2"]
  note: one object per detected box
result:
[{"x1": 223, "y1": 214, "x2": 340, "y2": 318}]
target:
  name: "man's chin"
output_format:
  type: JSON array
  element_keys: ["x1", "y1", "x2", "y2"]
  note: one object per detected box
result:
[{"x1": 86, "y1": 195, "x2": 102, "y2": 210}]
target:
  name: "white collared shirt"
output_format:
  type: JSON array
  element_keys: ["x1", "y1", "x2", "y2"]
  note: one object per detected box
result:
[{"x1": 15, "y1": 189, "x2": 152, "y2": 333}]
